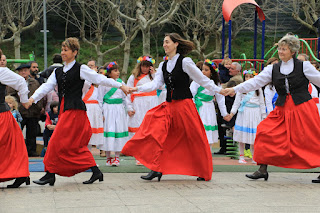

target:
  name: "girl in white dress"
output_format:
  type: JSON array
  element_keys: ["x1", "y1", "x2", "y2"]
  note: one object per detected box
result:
[
  {"x1": 229, "y1": 70, "x2": 266, "y2": 164},
  {"x1": 190, "y1": 59, "x2": 228, "y2": 146},
  {"x1": 98, "y1": 62, "x2": 128, "y2": 166},
  {"x1": 82, "y1": 81, "x2": 104, "y2": 150},
  {"x1": 127, "y1": 56, "x2": 158, "y2": 165}
]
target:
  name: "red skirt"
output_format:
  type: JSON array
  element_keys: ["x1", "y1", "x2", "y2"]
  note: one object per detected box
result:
[
  {"x1": 122, "y1": 99, "x2": 213, "y2": 181},
  {"x1": 43, "y1": 100, "x2": 96, "y2": 177},
  {"x1": 254, "y1": 95, "x2": 320, "y2": 169},
  {"x1": 0, "y1": 111, "x2": 29, "y2": 182}
]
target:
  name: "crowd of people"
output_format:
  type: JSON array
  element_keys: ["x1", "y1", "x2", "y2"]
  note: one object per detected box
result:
[{"x1": 1, "y1": 33, "x2": 320, "y2": 188}]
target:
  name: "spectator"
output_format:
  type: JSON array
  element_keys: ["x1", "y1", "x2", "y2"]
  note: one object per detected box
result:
[
  {"x1": 5, "y1": 95, "x2": 23, "y2": 126},
  {"x1": 297, "y1": 53, "x2": 309, "y2": 61},
  {"x1": 29, "y1": 61, "x2": 45, "y2": 85},
  {"x1": 215, "y1": 62, "x2": 243, "y2": 155},
  {"x1": 43, "y1": 101, "x2": 59, "y2": 149},
  {"x1": 219, "y1": 57, "x2": 233, "y2": 84},
  {"x1": 7, "y1": 64, "x2": 43, "y2": 157},
  {"x1": 0, "y1": 54, "x2": 7, "y2": 67},
  {"x1": 40, "y1": 54, "x2": 63, "y2": 79},
  {"x1": 88, "y1": 60, "x2": 98, "y2": 72}
]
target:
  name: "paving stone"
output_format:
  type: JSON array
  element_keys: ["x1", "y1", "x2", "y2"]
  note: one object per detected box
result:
[{"x1": 1, "y1": 172, "x2": 320, "y2": 213}]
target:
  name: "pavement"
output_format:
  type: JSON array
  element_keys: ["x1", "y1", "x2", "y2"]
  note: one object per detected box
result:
[{"x1": 1, "y1": 172, "x2": 320, "y2": 213}]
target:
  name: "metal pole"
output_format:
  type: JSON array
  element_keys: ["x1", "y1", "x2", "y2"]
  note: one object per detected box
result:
[
  {"x1": 222, "y1": 16, "x2": 225, "y2": 59},
  {"x1": 254, "y1": 10, "x2": 257, "y2": 60},
  {"x1": 228, "y1": 20, "x2": 232, "y2": 59},
  {"x1": 261, "y1": 20, "x2": 265, "y2": 70},
  {"x1": 43, "y1": 0, "x2": 48, "y2": 69}
]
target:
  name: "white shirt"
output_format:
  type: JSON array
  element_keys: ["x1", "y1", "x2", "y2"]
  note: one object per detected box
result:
[
  {"x1": 0, "y1": 67, "x2": 29, "y2": 103},
  {"x1": 137, "y1": 53, "x2": 221, "y2": 93},
  {"x1": 234, "y1": 59, "x2": 320, "y2": 93},
  {"x1": 31, "y1": 60, "x2": 122, "y2": 103}
]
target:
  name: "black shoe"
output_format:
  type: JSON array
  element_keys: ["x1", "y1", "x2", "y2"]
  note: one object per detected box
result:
[
  {"x1": 33, "y1": 173, "x2": 55, "y2": 186},
  {"x1": 312, "y1": 175, "x2": 320, "y2": 183},
  {"x1": 141, "y1": 170, "x2": 162, "y2": 181},
  {"x1": 7, "y1": 177, "x2": 30, "y2": 188},
  {"x1": 83, "y1": 172, "x2": 103, "y2": 184},
  {"x1": 197, "y1": 177, "x2": 205, "y2": 181},
  {"x1": 214, "y1": 150, "x2": 226, "y2": 155},
  {"x1": 245, "y1": 170, "x2": 269, "y2": 181}
]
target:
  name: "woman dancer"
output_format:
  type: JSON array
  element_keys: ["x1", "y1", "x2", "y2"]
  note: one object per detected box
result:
[
  {"x1": 29, "y1": 38, "x2": 129, "y2": 186},
  {"x1": 123, "y1": 33, "x2": 222, "y2": 181},
  {"x1": 0, "y1": 49, "x2": 31, "y2": 188},
  {"x1": 221, "y1": 34, "x2": 320, "y2": 182}
]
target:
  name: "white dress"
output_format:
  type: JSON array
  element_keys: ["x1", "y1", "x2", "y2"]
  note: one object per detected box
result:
[
  {"x1": 98, "y1": 79, "x2": 128, "y2": 152},
  {"x1": 82, "y1": 81, "x2": 104, "y2": 147},
  {"x1": 264, "y1": 85, "x2": 277, "y2": 115},
  {"x1": 127, "y1": 74, "x2": 158, "y2": 138},
  {"x1": 190, "y1": 81, "x2": 228, "y2": 144},
  {"x1": 231, "y1": 89, "x2": 266, "y2": 144},
  {"x1": 309, "y1": 83, "x2": 320, "y2": 115}
]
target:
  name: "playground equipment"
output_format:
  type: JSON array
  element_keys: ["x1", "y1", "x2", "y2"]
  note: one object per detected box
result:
[
  {"x1": 220, "y1": 0, "x2": 320, "y2": 72},
  {"x1": 6, "y1": 53, "x2": 35, "y2": 64},
  {"x1": 221, "y1": 0, "x2": 266, "y2": 67},
  {"x1": 264, "y1": 38, "x2": 320, "y2": 63}
]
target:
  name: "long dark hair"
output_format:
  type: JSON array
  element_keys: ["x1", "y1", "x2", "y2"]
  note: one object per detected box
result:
[
  {"x1": 165, "y1": 33, "x2": 195, "y2": 56},
  {"x1": 203, "y1": 62, "x2": 220, "y2": 85}
]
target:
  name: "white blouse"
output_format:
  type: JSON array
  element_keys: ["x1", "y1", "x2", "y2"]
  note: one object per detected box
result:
[
  {"x1": 0, "y1": 67, "x2": 29, "y2": 103},
  {"x1": 137, "y1": 53, "x2": 221, "y2": 94},
  {"x1": 234, "y1": 58, "x2": 320, "y2": 94},
  {"x1": 31, "y1": 60, "x2": 122, "y2": 103},
  {"x1": 190, "y1": 81, "x2": 228, "y2": 117}
]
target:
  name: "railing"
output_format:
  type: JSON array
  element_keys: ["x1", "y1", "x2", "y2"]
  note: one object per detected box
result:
[{"x1": 6, "y1": 53, "x2": 35, "y2": 63}]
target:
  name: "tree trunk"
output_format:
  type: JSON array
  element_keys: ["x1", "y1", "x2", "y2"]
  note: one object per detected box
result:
[
  {"x1": 122, "y1": 39, "x2": 131, "y2": 80},
  {"x1": 14, "y1": 32, "x2": 21, "y2": 60},
  {"x1": 142, "y1": 27, "x2": 151, "y2": 55},
  {"x1": 97, "y1": 52, "x2": 103, "y2": 68}
]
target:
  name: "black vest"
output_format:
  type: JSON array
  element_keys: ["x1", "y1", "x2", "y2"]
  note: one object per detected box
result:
[
  {"x1": 0, "y1": 83, "x2": 10, "y2": 113},
  {"x1": 272, "y1": 58, "x2": 311, "y2": 106},
  {"x1": 162, "y1": 55, "x2": 193, "y2": 102},
  {"x1": 55, "y1": 62, "x2": 86, "y2": 111}
]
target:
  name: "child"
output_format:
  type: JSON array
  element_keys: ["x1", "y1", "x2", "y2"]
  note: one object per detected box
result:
[
  {"x1": 126, "y1": 56, "x2": 158, "y2": 165},
  {"x1": 229, "y1": 69, "x2": 266, "y2": 164},
  {"x1": 264, "y1": 58, "x2": 279, "y2": 115},
  {"x1": 98, "y1": 62, "x2": 128, "y2": 166},
  {"x1": 190, "y1": 59, "x2": 228, "y2": 147},
  {"x1": 5, "y1": 95, "x2": 23, "y2": 125},
  {"x1": 82, "y1": 80, "x2": 104, "y2": 151},
  {"x1": 43, "y1": 101, "x2": 59, "y2": 149},
  {"x1": 218, "y1": 57, "x2": 232, "y2": 84}
]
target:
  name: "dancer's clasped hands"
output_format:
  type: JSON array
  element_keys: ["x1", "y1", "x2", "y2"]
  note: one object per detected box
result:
[{"x1": 220, "y1": 88, "x2": 236, "y2": 97}]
